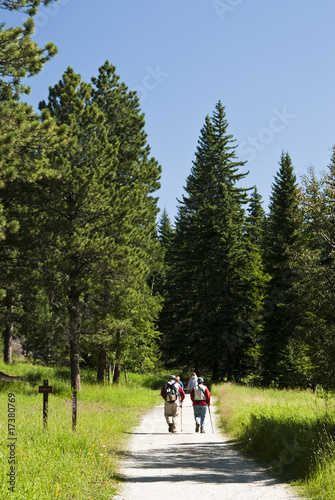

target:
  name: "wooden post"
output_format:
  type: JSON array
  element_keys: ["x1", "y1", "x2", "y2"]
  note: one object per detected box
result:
[
  {"x1": 107, "y1": 362, "x2": 111, "y2": 384},
  {"x1": 38, "y1": 380, "x2": 53, "y2": 428},
  {"x1": 72, "y1": 391, "x2": 77, "y2": 431}
]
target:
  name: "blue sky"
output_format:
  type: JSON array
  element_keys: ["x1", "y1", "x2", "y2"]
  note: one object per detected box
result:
[{"x1": 4, "y1": 0, "x2": 335, "y2": 221}]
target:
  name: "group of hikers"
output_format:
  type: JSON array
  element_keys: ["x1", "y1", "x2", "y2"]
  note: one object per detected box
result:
[{"x1": 160, "y1": 373, "x2": 211, "y2": 433}]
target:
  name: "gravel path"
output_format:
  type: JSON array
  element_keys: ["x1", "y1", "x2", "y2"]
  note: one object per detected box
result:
[{"x1": 114, "y1": 396, "x2": 302, "y2": 500}]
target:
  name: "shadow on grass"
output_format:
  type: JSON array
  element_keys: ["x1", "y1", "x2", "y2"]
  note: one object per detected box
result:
[
  {"x1": 0, "y1": 369, "x2": 72, "y2": 397},
  {"x1": 22, "y1": 371, "x2": 45, "y2": 384}
]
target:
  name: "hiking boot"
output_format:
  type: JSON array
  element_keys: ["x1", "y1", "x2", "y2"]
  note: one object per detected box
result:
[
  {"x1": 168, "y1": 423, "x2": 173, "y2": 433},
  {"x1": 195, "y1": 423, "x2": 200, "y2": 433},
  {"x1": 201, "y1": 428, "x2": 205, "y2": 433}
]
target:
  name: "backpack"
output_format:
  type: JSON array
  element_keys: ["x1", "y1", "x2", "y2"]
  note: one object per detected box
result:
[
  {"x1": 164, "y1": 382, "x2": 178, "y2": 403},
  {"x1": 194, "y1": 384, "x2": 207, "y2": 401}
]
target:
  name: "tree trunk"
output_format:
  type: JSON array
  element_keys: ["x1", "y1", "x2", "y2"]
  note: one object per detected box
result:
[
  {"x1": 97, "y1": 348, "x2": 107, "y2": 383},
  {"x1": 113, "y1": 364, "x2": 121, "y2": 384},
  {"x1": 106, "y1": 361, "x2": 111, "y2": 384},
  {"x1": 124, "y1": 367, "x2": 128, "y2": 383},
  {"x1": 69, "y1": 287, "x2": 81, "y2": 391},
  {"x1": 4, "y1": 297, "x2": 14, "y2": 364}
]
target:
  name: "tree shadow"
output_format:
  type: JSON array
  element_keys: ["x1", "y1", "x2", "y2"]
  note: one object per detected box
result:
[{"x1": 117, "y1": 441, "x2": 281, "y2": 486}]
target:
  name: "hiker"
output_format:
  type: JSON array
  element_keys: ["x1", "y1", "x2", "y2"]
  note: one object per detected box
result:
[
  {"x1": 190, "y1": 377, "x2": 211, "y2": 433},
  {"x1": 176, "y1": 376, "x2": 184, "y2": 390},
  {"x1": 161, "y1": 375, "x2": 185, "y2": 433},
  {"x1": 186, "y1": 372, "x2": 197, "y2": 393}
]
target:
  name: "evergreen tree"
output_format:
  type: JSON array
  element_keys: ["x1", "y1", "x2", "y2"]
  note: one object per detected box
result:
[
  {"x1": 156, "y1": 207, "x2": 174, "y2": 301},
  {"x1": 22, "y1": 64, "x2": 162, "y2": 389},
  {"x1": 157, "y1": 208, "x2": 175, "y2": 358},
  {"x1": 157, "y1": 208, "x2": 174, "y2": 248},
  {"x1": 28, "y1": 67, "x2": 121, "y2": 389},
  {"x1": 0, "y1": 0, "x2": 58, "y2": 94},
  {"x1": 90, "y1": 61, "x2": 163, "y2": 382},
  {"x1": 246, "y1": 186, "x2": 266, "y2": 245},
  {"x1": 0, "y1": 0, "x2": 59, "y2": 244},
  {"x1": 321, "y1": 145, "x2": 335, "y2": 250},
  {"x1": 162, "y1": 102, "x2": 266, "y2": 380},
  {"x1": 261, "y1": 151, "x2": 303, "y2": 386},
  {"x1": 244, "y1": 186, "x2": 268, "y2": 377},
  {"x1": 0, "y1": 91, "x2": 64, "y2": 363},
  {"x1": 295, "y1": 148, "x2": 335, "y2": 389},
  {"x1": 0, "y1": 0, "x2": 59, "y2": 362}
]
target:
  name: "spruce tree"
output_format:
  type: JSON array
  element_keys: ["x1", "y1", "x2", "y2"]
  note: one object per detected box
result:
[
  {"x1": 162, "y1": 102, "x2": 265, "y2": 380},
  {"x1": 246, "y1": 187, "x2": 266, "y2": 245},
  {"x1": 158, "y1": 208, "x2": 174, "y2": 248},
  {"x1": 295, "y1": 148, "x2": 335, "y2": 389},
  {"x1": 244, "y1": 187, "x2": 268, "y2": 377},
  {"x1": 261, "y1": 151, "x2": 302, "y2": 386}
]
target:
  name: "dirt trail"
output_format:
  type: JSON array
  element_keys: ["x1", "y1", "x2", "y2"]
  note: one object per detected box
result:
[{"x1": 114, "y1": 396, "x2": 302, "y2": 500}]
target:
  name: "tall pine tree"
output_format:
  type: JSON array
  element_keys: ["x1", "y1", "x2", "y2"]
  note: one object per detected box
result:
[
  {"x1": 24, "y1": 64, "x2": 163, "y2": 389},
  {"x1": 0, "y1": 0, "x2": 60, "y2": 362},
  {"x1": 89, "y1": 61, "x2": 163, "y2": 382}
]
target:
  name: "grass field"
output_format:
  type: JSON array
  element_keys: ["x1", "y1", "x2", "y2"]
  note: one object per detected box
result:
[
  {"x1": 213, "y1": 383, "x2": 335, "y2": 500},
  {"x1": 0, "y1": 360, "x2": 165, "y2": 499},
  {"x1": 3, "y1": 361, "x2": 335, "y2": 499}
]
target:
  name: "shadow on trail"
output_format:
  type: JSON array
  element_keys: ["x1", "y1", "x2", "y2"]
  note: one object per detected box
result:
[{"x1": 118, "y1": 442, "x2": 279, "y2": 486}]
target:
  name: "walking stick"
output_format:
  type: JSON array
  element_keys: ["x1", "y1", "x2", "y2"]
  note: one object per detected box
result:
[
  {"x1": 180, "y1": 403, "x2": 183, "y2": 432},
  {"x1": 208, "y1": 405, "x2": 214, "y2": 433}
]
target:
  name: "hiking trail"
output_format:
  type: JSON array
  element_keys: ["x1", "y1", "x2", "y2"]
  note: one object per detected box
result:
[{"x1": 114, "y1": 396, "x2": 303, "y2": 500}]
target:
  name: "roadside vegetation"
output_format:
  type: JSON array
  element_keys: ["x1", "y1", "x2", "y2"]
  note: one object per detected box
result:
[
  {"x1": 0, "y1": 360, "x2": 165, "y2": 500},
  {"x1": 213, "y1": 383, "x2": 335, "y2": 500}
]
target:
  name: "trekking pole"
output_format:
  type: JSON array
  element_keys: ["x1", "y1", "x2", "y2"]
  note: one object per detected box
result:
[
  {"x1": 180, "y1": 403, "x2": 183, "y2": 432},
  {"x1": 208, "y1": 405, "x2": 214, "y2": 433}
]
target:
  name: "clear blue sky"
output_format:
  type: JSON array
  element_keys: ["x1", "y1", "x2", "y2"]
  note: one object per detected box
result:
[{"x1": 4, "y1": 0, "x2": 335, "y2": 221}]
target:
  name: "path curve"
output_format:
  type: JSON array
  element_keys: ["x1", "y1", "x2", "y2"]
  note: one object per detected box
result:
[{"x1": 114, "y1": 396, "x2": 302, "y2": 500}]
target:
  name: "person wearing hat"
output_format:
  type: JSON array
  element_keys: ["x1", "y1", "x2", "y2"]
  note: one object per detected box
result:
[
  {"x1": 176, "y1": 376, "x2": 184, "y2": 390},
  {"x1": 161, "y1": 375, "x2": 185, "y2": 432},
  {"x1": 190, "y1": 377, "x2": 211, "y2": 433}
]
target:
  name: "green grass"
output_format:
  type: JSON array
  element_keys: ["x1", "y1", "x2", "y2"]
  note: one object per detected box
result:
[
  {"x1": 0, "y1": 360, "x2": 165, "y2": 499},
  {"x1": 213, "y1": 383, "x2": 335, "y2": 499}
]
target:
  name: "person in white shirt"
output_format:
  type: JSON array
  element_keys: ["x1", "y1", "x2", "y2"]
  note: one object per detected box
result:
[{"x1": 186, "y1": 372, "x2": 198, "y2": 393}]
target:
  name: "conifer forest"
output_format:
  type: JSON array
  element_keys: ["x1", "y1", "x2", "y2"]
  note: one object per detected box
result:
[{"x1": 1, "y1": 1, "x2": 335, "y2": 392}]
